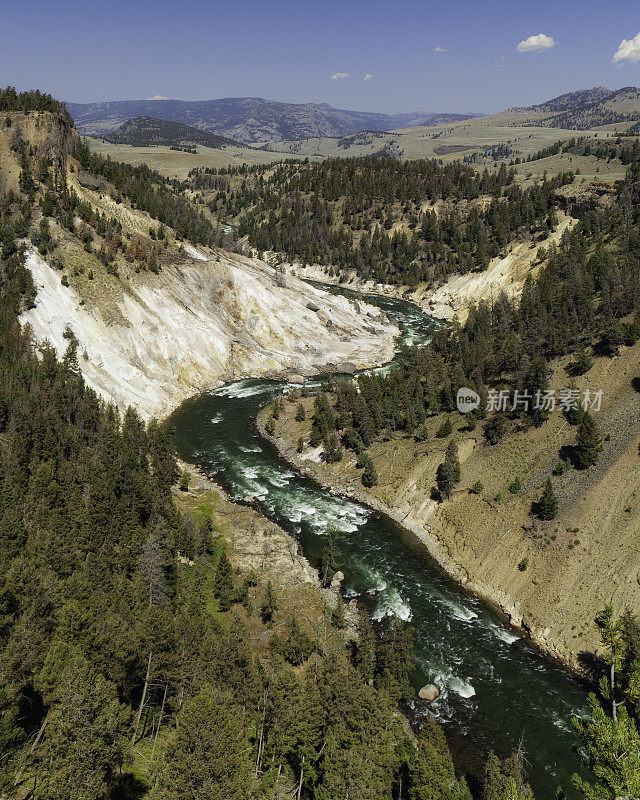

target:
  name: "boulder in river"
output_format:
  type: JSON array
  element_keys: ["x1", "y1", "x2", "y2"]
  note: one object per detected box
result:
[
  {"x1": 336, "y1": 361, "x2": 357, "y2": 374},
  {"x1": 418, "y1": 684, "x2": 441, "y2": 702},
  {"x1": 289, "y1": 374, "x2": 305, "y2": 385},
  {"x1": 332, "y1": 570, "x2": 345, "y2": 583}
]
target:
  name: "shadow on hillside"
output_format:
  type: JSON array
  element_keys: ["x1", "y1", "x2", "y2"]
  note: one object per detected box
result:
[{"x1": 110, "y1": 774, "x2": 148, "y2": 800}]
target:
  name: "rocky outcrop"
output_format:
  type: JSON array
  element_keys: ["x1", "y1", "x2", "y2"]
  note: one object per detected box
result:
[{"x1": 21, "y1": 246, "x2": 399, "y2": 420}]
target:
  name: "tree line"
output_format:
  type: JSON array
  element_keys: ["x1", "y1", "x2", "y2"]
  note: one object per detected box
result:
[{"x1": 192, "y1": 155, "x2": 572, "y2": 284}]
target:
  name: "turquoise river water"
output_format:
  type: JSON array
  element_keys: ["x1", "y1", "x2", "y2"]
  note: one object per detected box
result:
[{"x1": 171, "y1": 285, "x2": 590, "y2": 797}]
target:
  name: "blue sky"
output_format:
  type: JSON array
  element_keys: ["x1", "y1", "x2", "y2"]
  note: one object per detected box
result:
[{"x1": 2, "y1": 0, "x2": 640, "y2": 112}]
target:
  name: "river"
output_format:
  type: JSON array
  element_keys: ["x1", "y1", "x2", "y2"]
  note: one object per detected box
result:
[{"x1": 171, "y1": 285, "x2": 590, "y2": 798}]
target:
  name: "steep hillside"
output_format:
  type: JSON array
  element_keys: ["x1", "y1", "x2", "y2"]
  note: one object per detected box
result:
[
  {"x1": 0, "y1": 109, "x2": 77, "y2": 193},
  {"x1": 0, "y1": 119, "x2": 397, "y2": 420},
  {"x1": 259, "y1": 168, "x2": 640, "y2": 666},
  {"x1": 67, "y1": 96, "x2": 480, "y2": 143},
  {"x1": 261, "y1": 338, "x2": 640, "y2": 666},
  {"x1": 23, "y1": 244, "x2": 398, "y2": 420},
  {"x1": 102, "y1": 115, "x2": 242, "y2": 149}
]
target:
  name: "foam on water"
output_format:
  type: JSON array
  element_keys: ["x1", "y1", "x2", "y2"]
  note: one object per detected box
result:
[
  {"x1": 426, "y1": 662, "x2": 477, "y2": 700},
  {"x1": 552, "y1": 713, "x2": 572, "y2": 733},
  {"x1": 210, "y1": 413, "x2": 223, "y2": 424},
  {"x1": 441, "y1": 597, "x2": 479, "y2": 622},
  {"x1": 449, "y1": 676, "x2": 476, "y2": 699},
  {"x1": 372, "y1": 587, "x2": 412, "y2": 622},
  {"x1": 491, "y1": 624, "x2": 520, "y2": 645},
  {"x1": 266, "y1": 474, "x2": 291, "y2": 488},
  {"x1": 239, "y1": 444, "x2": 262, "y2": 453},
  {"x1": 214, "y1": 381, "x2": 273, "y2": 399}
]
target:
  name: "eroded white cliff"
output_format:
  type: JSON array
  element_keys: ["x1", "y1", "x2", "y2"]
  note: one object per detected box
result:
[{"x1": 22, "y1": 246, "x2": 398, "y2": 419}]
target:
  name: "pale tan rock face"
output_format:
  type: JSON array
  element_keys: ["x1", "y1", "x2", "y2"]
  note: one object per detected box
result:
[{"x1": 22, "y1": 247, "x2": 399, "y2": 420}]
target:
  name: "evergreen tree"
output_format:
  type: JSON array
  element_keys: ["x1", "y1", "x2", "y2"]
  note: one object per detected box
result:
[
  {"x1": 260, "y1": 580, "x2": 278, "y2": 624},
  {"x1": 436, "y1": 441, "x2": 460, "y2": 501},
  {"x1": 361, "y1": 454, "x2": 379, "y2": 487},
  {"x1": 151, "y1": 685, "x2": 250, "y2": 800},
  {"x1": 537, "y1": 478, "x2": 558, "y2": 520},
  {"x1": 436, "y1": 416, "x2": 453, "y2": 438},
  {"x1": 376, "y1": 619, "x2": 414, "y2": 701},
  {"x1": 436, "y1": 460, "x2": 455, "y2": 500},
  {"x1": 575, "y1": 412, "x2": 602, "y2": 469},
  {"x1": 407, "y1": 716, "x2": 471, "y2": 800},
  {"x1": 596, "y1": 604, "x2": 625, "y2": 722},
  {"x1": 573, "y1": 695, "x2": 640, "y2": 800},
  {"x1": 33, "y1": 656, "x2": 131, "y2": 800},
  {"x1": 214, "y1": 548, "x2": 235, "y2": 612},
  {"x1": 0, "y1": 687, "x2": 22, "y2": 792}
]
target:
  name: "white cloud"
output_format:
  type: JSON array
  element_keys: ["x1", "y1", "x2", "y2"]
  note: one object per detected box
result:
[
  {"x1": 147, "y1": 95, "x2": 171, "y2": 100},
  {"x1": 613, "y1": 32, "x2": 640, "y2": 64},
  {"x1": 517, "y1": 33, "x2": 555, "y2": 53},
  {"x1": 330, "y1": 72, "x2": 350, "y2": 80},
  {"x1": 434, "y1": 45, "x2": 448, "y2": 54},
  {"x1": 363, "y1": 73, "x2": 373, "y2": 81}
]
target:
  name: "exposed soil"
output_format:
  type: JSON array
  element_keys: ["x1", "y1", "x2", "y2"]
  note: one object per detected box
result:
[{"x1": 259, "y1": 344, "x2": 640, "y2": 668}]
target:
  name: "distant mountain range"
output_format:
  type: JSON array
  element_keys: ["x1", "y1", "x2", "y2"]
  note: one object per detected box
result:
[
  {"x1": 103, "y1": 116, "x2": 242, "y2": 149},
  {"x1": 510, "y1": 86, "x2": 640, "y2": 129},
  {"x1": 66, "y1": 97, "x2": 481, "y2": 144}
]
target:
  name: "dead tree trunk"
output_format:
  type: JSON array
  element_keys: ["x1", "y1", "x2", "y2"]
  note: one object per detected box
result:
[
  {"x1": 133, "y1": 650, "x2": 153, "y2": 745},
  {"x1": 151, "y1": 683, "x2": 169, "y2": 761}
]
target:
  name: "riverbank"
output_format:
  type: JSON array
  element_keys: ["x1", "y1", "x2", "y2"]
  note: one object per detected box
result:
[
  {"x1": 254, "y1": 409, "x2": 580, "y2": 675},
  {"x1": 174, "y1": 459, "x2": 360, "y2": 638},
  {"x1": 256, "y1": 354, "x2": 640, "y2": 674},
  {"x1": 284, "y1": 212, "x2": 576, "y2": 324},
  {"x1": 171, "y1": 377, "x2": 592, "y2": 796}
]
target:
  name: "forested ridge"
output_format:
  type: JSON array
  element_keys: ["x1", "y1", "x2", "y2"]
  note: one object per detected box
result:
[
  {"x1": 72, "y1": 140, "x2": 226, "y2": 248},
  {"x1": 0, "y1": 87, "x2": 72, "y2": 124},
  {"x1": 2, "y1": 91, "x2": 640, "y2": 799},
  {"x1": 191, "y1": 156, "x2": 572, "y2": 284}
]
